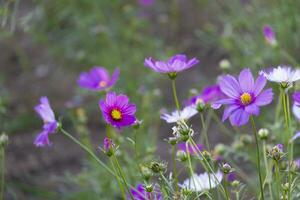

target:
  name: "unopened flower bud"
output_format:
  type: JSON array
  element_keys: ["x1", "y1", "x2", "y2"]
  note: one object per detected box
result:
[
  {"x1": 167, "y1": 137, "x2": 178, "y2": 145},
  {"x1": 214, "y1": 144, "x2": 226, "y2": 155},
  {"x1": 221, "y1": 163, "x2": 232, "y2": 174},
  {"x1": 150, "y1": 161, "x2": 167, "y2": 174},
  {"x1": 0, "y1": 133, "x2": 9, "y2": 147},
  {"x1": 140, "y1": 165, "x2": 152, "y2": 181},
  {"x1": 176, "y1": 150, "x2": 187, "y2": 162},
  {"x1": 219, "y1": 59, "x2": 231, "y2": 70},
  {"x1": 258, "y1": 128, "x2": 269, "y2": 140},
  {"x1": 231, "y1": 180, "x2": 240, "y2": 187},
  {"x1": 268, "y1": 144, "x2": 284, "y2": 161},
  {"x1": 103, "y1": 137, "x2": 115, "y2": 157},
  {"x1": 145, "y1": 184, "x2": 153, "y2": 193}
]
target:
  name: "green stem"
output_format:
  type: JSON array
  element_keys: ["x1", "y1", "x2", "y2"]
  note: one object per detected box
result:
[
  {"x1": 274, "y1": 161, "x2": 281, "y2": 200},
  {"x1": 0, "y1": 148, "x2": 4, "y2": 200},
  {"x1": 189, "y1": 139, "x2": 227, "y2": 198},
  {"x1": 171, "y1": 79, "x2": 181, "y2": 111},
  {"x1": 224, "y1": 177, "x2": 230, "y2": 200},
  {"x1": 110, "y1": 159, "x2": 126, "y2": 199},
  {"x1": 60, "y1": 129, "x2": 118, "y2": 181},
  {"x1": 250, "y1": 116, "x2": 264, "y2": 200},
  {"x1": 283, "y1": 91, "x2": 293, "y2": 200},
  {"x1": 170, "y1": 78, "x2": 180, "y2": 191},
  {"x1": 186, "y1": 142, "x2": 199, "y2": 195},
  {"x1": 262, "y1": 141, "x2": 274, "y2": 200},
  {"x1": 113, "y1": 155, "x2": 134, "y2": 200},
  {"x1": 200, "y1": 113, "x2": 211, "y2": 151},
  {"x1": 172, "y1": 145, "x2": 179, "y2": 191}
]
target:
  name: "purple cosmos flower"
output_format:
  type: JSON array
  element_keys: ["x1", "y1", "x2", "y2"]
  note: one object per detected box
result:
[
  {"x1": 144, "y1": 54, "x2": 199, "y2": 74},
  {"x1": 263, "y1": 25, "x2": 277, "y2": 46},
  {"x1": 212, "y1": 69, "x2": 273, "y2": 126},
  {"x1": 293, "y1": 159, "x2": 300, "y2": 170},
  {"x1": 138, "y1": 0, "x2": 155, "y2": 7},
  {"x1": 129, "y1": 183, "x2": 162, "y2": 200},
  {"x1": 227, "y1": 172, "x2": 236, "y2": 182},
  {"x1": 99, "y1": 92, "x2": 136, "y2": 129},
  {"x1": 77, "y1": 67, "x2": 120, "y2": 91},
  {"x1": 103, "y1": 137, "x2": 115, "y2": 156},
  {"x1": 34, "y1": 97, "x2": 58, "y2": 147},
  {"x1": 178, "y1": 143, "x2": 204, "y2": 155},
  {"x1": 188, "y1": 85, "x2": 223, "y2": 105},
  {"x1": 292, "y1": 91, "x2": 300, "y2": 120}
]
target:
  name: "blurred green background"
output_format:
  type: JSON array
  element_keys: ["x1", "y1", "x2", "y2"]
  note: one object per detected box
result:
[{"x1": 0, "y1": 0, "x2": 299, "y2": 199}]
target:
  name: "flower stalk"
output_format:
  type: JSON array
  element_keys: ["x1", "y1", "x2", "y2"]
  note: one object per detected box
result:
[{"x1": 250, "y1": 116, "x2": 264, "y2": 200}]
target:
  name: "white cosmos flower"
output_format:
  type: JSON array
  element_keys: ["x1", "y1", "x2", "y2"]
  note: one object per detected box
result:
[
  {"x1": 260, "y1": 66, "x2": 300, "y2": 85},
  {"x1": 179, "y1": 170, "x2": 223, "y2": 192},
  {"x1": 161, "y1": 106, "x2": 198, "y2": 123}
]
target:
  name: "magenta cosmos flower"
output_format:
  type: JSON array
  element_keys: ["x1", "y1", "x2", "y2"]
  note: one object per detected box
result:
[
  {"x1": 188, "y1": 85, "x2": 223, "y2": 105},
  {"x1": 292, "y1": 91, "x2": 300, "y2": 120},
  {"x1": 212, "y1": 69, "x2": 273, "y2": 126},
  {"x1": 34, "y1": 97, "x2": 58, "y2": 147},
  {"x1": 99, "y1": 92, "x2": 136, "y2": 129},
  {"x1": 144, "y1": 54, "x2": 199, "y2": 74},
  {"x1": 263, "y1": 25, "x2": 277, "y2": 46},
  {"x1": 129, "y1": 183, "x2": 162, "y2": 200},
  {"x1": 77, "y1": 67, "x2": 119, "y2": 91}
]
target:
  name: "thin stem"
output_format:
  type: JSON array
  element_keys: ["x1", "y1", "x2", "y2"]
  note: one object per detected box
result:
[
  {"x1": 0, "y1": 148, "x2": 4, "y2": 200},
  {"x1": 250, "y1": 116, "x2": 264, "y2": 200},
  {"x1": 171, "y1": 79, "x2": 181, "y2": 111},
  {"x1": 186, "y1": 142, "x2": 199, "y2": 195},
  {"x1": 60, "y1": 129, "x2": 116, "y2": 179},
  {"x1": 274, "y1": 161, "x2": 281, "y2": 200},
  {"x1": 171, "y1": 78, "x2": 180, "y2": 191},
  {"x1": 189, "y1": 139, "x2": 227, "y2": 198},
  {"x1": 172, "y1": 145, "x2": 179, "y2": 191},
  {"x1": 200, "y1": 113, "x2": 211, "y2": 151},
  {"x1": 110, "y1": 159, "x2": 126, "y2": 199},
  {"x1": 262, "y1": 141, "x2": 274, "y2": 200},
  {"x1": 113, "y1": 155, "x2": 134, "y2": 200},
  {"x1": 224, "y1": 177, "x2": 230, "y2": 200},
  {"x1": 283, "y1": 92, "x2": 293, "y2": 200}
]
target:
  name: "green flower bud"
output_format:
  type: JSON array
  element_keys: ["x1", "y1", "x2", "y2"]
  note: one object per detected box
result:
[{"x1": 258, "y1": 128, "x2": 269, "y2": 140}]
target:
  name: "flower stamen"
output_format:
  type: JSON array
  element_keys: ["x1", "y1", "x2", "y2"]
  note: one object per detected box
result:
[
  {"x1": 99, "y1": 81, "x2": 107, "y2": 87},
  {"x1": 240, "y1": 93, "x2": 252, "y2": 105},
  {"x1": 111, "y1": 109, "x2": 122, "y2": 120}
]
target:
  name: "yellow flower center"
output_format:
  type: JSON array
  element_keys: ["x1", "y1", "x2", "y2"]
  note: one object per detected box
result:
[
  {"x1": 99, "y1": 81, "x2": 107, "y2": 88},
  {"x1": 240, "y1": 92, "x2": 252, "y2": 105},
  {"x1": 111, "y1": 109, "x2": 122, "y2": 120}
]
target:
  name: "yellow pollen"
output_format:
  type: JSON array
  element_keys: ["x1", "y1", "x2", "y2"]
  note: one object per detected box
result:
[
  {"x1": 99, "y1": 81, "x2": 107, "y2": 87},
  {"x1": 240, "y1": 92, "x2": 252, "y2": 105},
  {"x1": 111, "y1": 109, "x2": 122, "y2": 120}
]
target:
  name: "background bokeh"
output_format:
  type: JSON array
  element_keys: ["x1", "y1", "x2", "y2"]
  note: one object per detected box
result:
[{"x1": 1, "y1": 0, "x2": 300, "y2": 199}]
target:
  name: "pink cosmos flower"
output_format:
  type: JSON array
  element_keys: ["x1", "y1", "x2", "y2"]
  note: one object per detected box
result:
[
  {"x1": 34, "y1": 97, "x2": 58, "y2": 147},
  {"x1": 99, "y1": 92, "x2": 136, "y2": 129},
  {"x1": 212, "y1": 69, "x2": 273, "y2": 126},
  {"x1": 77, "y1": 67, "x2": 119, "y2": 91},
  {"x1": 144, "y1": 54, "x2": 199, "y2": 74}
]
